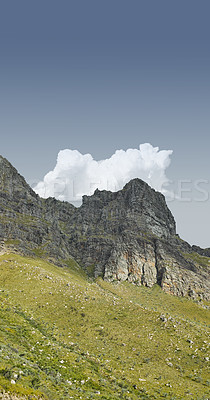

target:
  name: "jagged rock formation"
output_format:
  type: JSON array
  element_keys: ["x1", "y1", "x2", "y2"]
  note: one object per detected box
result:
[{"x1": 0, "y1": 155, "x2": 209, "y2": 300}]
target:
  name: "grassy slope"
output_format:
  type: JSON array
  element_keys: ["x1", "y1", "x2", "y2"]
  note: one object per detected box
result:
[{"x1": 0, "y1": 253, "x2": 209, "y2": 400}]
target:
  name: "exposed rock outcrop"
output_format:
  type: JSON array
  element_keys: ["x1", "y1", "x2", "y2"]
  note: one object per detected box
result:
[{"x1": 0, "y1": 155, "x2": 209, "y2": 300}]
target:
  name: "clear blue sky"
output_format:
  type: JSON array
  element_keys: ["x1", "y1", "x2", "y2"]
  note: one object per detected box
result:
[{"x1": 0, "y1": 0, "x2": 210, "y2": 246}]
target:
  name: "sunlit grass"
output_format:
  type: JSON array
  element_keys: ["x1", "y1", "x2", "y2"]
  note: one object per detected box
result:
[{"x1": 0, "y1": 253, "x2": 209, "y2": 399}]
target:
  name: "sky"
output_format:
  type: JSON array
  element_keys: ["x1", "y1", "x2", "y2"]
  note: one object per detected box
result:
[{"x1": 0, "y1": 0, "x2": 210, "y2": 247}]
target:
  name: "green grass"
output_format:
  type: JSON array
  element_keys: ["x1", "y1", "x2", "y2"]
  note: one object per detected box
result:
[
  {"x1": 184, "y1": 252, "x2": 210, "y2": 271},
  {"x1": 4, "y1": 239, "x2": 21, "y2": 246},
  {"x1": 0, "y1": 253, "x2": 209, "y2": 399}
]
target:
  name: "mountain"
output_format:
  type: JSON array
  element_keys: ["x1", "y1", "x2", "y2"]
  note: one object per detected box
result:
[
  {"x1": 0, "y1": 155, "x2": 209, "y2": 400},
  {"x1": 0, "y1": 155, "x2": 209, "y2": 300}
]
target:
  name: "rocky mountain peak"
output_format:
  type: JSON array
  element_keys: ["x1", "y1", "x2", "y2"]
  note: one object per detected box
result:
[
  {"x1": 81, "y1": 178, "x2": 176, "y2": 239},
  {"x1": 0, "y1": 154, "x2": 37, "y2": 200}
]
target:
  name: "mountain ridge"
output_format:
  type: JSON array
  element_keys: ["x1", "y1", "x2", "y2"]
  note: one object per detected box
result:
[{"x1": 0, "y1": 154, "x2": 209, "y2": 300}]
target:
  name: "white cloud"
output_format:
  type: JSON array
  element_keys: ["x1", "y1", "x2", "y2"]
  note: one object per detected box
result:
[{"x1": 34, "y1": 143, "x2": 173, "y2": 205}]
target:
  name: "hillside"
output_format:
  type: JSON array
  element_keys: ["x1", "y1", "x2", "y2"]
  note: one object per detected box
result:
[{"x1": 0, "y1": 252, "x2": 209, "y2": 400}]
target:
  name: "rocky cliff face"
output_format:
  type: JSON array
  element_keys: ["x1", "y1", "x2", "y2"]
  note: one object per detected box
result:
[{"x1": 0, "y1": 155, "x2": 209, "y2": 300}]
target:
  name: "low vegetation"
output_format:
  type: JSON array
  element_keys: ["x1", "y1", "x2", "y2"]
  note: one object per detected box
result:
[{"x1": 0, "y1": 253, "x2": 209, "y2": 399}]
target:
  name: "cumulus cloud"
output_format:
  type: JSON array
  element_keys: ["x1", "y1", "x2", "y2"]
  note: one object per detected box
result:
[{"x1": 34, "y1": 143, "x2": 173, "y2": 205}]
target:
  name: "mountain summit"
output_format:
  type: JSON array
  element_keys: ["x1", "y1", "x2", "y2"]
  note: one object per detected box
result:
[{"x1": 0, "y1": 155, "x2": 209, "y2": 299}]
